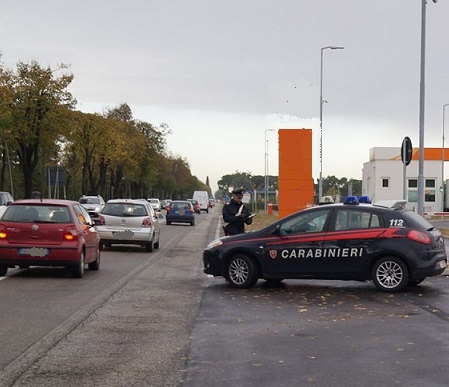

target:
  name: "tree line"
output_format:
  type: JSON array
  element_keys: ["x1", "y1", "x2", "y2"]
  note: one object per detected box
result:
[
  {"x1": 216, "y1": 172, "x2": 362, "y2": 204},
  {"x1": 0, "y1": 58, "x2": 360, "y2": 203},
  {"x1": 0, "y1": 59, "x2": 210, "y2": 201}
]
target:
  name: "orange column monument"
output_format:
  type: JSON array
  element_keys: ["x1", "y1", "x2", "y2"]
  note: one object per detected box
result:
[{"x1": 278, "y1": 129, "x2": 314, "y2": 218}]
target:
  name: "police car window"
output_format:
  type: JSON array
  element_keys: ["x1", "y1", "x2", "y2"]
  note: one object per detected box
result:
[
  {"x1": 280, "y1": 209, "x2": 329, "y2": 235},
  {"x1": 335, "y1": 210, "x2": 380, "y2": 231}
]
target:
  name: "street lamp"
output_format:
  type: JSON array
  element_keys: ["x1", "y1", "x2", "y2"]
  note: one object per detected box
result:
[
  {"x1": 319, "y1": 45, "x2": 344, "y2": 201},
  {"x1": 417, "y1": 0, "x2": 437, "y2": 215},
  {"x1": 264, "y1": 129, "x2": 275, "y2": 212},
  {"x1": 442, "y1": 103, "x2": 449, "y2": 211}
]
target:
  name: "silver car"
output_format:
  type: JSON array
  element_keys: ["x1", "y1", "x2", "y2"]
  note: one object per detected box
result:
[
  {"x1": 79, "y1": 195, "x2": 105, "y2": 220},
  {"x1": 96, "y1": 199, "x2": 161, "y2": 252},
  {"x1": 147, "y1": 198, "x2": 161, "y2": 212}
]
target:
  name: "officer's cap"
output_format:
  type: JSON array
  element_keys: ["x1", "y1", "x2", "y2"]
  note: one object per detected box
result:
[{"x1": 231, "y1": 187, "x2": 245, "y2": 195}]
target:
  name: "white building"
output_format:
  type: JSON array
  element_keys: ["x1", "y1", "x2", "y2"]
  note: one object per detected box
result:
[{"x1": 362, "y1": 147, "x2": 447, "y2": 213}]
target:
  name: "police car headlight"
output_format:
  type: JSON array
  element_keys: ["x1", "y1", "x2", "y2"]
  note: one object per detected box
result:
[{"x1": 206, "y1": 239, "x2": 223, "y2": 249}]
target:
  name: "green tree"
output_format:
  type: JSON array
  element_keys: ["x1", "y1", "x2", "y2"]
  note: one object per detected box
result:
[
  {"x1": 318, "y1": 176, "x2": 362, "y2": 202},
  {"x1": 218, "y1": 171, "x2": 254, "y2": 194},
  {"x1": 0, "y1": 61, "x2": 75, "y2": 198}
]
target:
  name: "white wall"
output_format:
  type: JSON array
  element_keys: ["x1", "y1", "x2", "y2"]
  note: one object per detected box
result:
[{"x1": 362, "y1": 147, "x2": 444, "y2": 213}]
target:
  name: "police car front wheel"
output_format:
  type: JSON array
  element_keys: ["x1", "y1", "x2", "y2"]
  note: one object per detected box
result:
[
  {"x1": 227, "y1": 254, "x2": 259, "y2": 289},
  {"x1": 372, "y1": 256, "x2": 409, "y2": 292}
]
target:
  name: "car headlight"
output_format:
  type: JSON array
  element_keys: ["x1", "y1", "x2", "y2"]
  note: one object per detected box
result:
[
  {"x1": 206, "y1": 239, "x2": 223, "y2": 250},
  {"x1": 94, "y1": 206, "x2": 100, "y2": 212}
]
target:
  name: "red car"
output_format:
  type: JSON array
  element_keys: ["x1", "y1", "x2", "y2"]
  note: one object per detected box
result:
[
  {"x1": 188, "y1": 199, "x2": 201, "y2": 214},
  {"x1": 0, "y1": 199, "x2": 101, "y2": 278}
]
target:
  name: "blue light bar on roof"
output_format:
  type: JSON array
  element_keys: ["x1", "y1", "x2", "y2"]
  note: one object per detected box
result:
[
  {"x1": 358, "y1": 196, "x2": 371, "y2": 204},
  {"x1": 343, "y1": 196, "x2": 359, "y2": 205}
]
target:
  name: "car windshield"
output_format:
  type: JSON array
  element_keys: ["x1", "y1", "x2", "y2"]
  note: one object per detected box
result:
[
  {"x1": 171, "y1": 202, "x2": 191, "y2": 210},
  {"x1": 2, "y1": 205, "x2": 71, "y2": 223},
  {"x1": 79, "y1": 197, "x2": 100, "y2": 204},
  {"x1": 102, "y1": 203, "x2": 148, "y2": 217}
]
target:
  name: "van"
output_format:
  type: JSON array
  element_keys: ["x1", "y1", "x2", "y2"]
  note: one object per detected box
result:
[{"x1": 192, "y1": 191, "x2": 209, "y2": 213}]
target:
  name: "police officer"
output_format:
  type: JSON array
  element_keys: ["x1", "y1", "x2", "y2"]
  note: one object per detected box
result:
[{"x1": 222, "y1": 187, "x2": 253, "y2": 236}]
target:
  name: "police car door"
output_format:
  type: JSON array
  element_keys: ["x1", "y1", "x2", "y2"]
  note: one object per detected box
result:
[
  {"x1": 262, "y1": 208, "x2": 330, "y2": 277},
  {"x1": 322, "y1": 208, "x2": 383, "y2": 277}
]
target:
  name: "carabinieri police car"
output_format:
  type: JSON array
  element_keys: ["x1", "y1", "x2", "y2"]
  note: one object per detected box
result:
[{"x1": 203, "y1": 197, "x2": 448, "y2": 292}]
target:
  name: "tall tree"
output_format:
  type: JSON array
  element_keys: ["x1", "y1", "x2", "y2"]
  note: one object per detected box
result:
[{"x1": 0, "y1": 61, "x2": 75, "y2": 198}]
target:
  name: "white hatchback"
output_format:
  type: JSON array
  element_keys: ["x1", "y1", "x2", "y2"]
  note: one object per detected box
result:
[
  {"x1": 0, "y1": 191, "x2": 14, "y2": 218},
  {"x1": 96, "y1": 199, "x2": 161, "y2": 252},
  {"x1": 147, "y1": 198, "x2": 161, "y2": 212}
]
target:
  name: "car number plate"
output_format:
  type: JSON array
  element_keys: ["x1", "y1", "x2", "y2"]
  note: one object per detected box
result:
[{"x1": 19, "y1": 247, "x2": 49, "y2": 257}]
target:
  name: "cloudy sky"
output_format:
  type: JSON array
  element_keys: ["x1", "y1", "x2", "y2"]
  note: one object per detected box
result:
[{"x1": 2, "y1": 1, "x2": 449, "y2": 192}]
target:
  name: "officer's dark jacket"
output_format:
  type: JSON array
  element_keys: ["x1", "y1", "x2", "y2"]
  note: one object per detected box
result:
[{"x1": 222, "y1": 200, "x2": 252, "y2": 236}]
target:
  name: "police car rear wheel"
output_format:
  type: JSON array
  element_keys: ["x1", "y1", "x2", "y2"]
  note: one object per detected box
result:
[
  {"x1": 372, "y1": 256, "x2": 409, "y2": 292},
  {"x1": 227, "y1": 254, "x2": 259, "y2": 289}
]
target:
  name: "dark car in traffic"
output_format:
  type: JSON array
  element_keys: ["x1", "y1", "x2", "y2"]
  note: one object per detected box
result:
[
  {"x1": 0, "y1": 199, "x2": 101, "y2": 278},
  {"x1": 166, "y1": 200, "x2": 195, "y2": 226},
  {"x1": 203, "y1": 198, "x2": 447, "y2": 292}
]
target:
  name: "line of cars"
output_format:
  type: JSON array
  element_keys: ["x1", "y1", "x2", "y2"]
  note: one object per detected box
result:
[
  {"x1": 0, "y1": 195, "x2": 162, "y2": 278},
  {"x1": 0, "y1": 192, "x2": 210, "y2": 279}
]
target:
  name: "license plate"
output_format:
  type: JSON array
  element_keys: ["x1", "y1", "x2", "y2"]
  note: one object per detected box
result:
[
  {"x1": 19, "y1": 247, "x2": 49, "y2": 257},
  {"x1": 111, "y1": 230, "x2": 133, "y2": 239}
]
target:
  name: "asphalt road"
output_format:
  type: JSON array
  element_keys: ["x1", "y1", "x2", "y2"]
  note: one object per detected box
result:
[
  {"x1": 1, "y1": 209, "x2": 449, "y2": 386},
  {"x1": 0, "y1": 212, "x2": 218, "y2": 387}
]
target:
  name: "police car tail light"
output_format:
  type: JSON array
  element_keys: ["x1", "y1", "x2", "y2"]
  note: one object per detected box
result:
[
  {"x1": 97, "y1": 215, "x2": 105, "y2": 225},
  {"x1": 407, "y1": 230, "x2": 431, "y2": 245},
  {"x1": 142, "y1": 217, "x2": 153, "y2": 228}
]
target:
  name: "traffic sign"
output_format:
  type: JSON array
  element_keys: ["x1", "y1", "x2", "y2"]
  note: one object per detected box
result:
[{"x1": 401, "y1": 137, "x2": 412, "y2": 166}]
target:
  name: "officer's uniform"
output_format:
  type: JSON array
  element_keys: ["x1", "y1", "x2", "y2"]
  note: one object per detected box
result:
[{"x1": 222, "y1": 188, "x2": 252, "y2": 236}]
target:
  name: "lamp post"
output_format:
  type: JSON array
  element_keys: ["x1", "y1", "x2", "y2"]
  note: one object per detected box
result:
[
  {"x1": 264, "y1": 129, "x2": 275, "y2": 212},
  {"x1": 417, "y1": 0, "x2": 437, "y2": 215},
  {"x1": 319, "y1": 46, "x2": 344, "y2": 201},
  {"x1": 442, "y1": 103, "x2": 449, "y2": 211}
]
